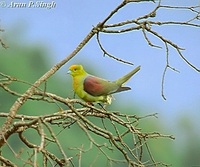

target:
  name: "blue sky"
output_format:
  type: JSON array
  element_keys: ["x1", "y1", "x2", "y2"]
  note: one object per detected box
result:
[{"x1": 1, "y1": 0, "x2": 200, "y2": 130}]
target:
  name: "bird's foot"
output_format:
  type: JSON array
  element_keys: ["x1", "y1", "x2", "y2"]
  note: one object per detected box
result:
[{"x1": 86, "y1": 102, "x2": 94, "y2": 106}]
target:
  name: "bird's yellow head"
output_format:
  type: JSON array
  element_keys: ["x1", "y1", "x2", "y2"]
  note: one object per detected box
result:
[{"x1": 67, "y1": 65, "x2": 87, "y2": 77}]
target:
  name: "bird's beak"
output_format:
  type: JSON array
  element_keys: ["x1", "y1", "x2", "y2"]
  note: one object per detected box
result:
[{"x1": 67, "y1": 70, "x2": 71, "y2": 75}]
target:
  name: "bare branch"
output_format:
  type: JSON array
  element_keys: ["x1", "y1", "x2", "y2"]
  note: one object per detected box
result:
[
  {"x1": 0, "y1": 156, "x2": 16, "y2": 167},
  {"x1": 42, "y1": 121, "x2": 71, "y2": 166},
  {"x1": 0, "y1": 28, "x2": 9, "y2": 49},
  {"x1": 0, "y1": 105, "x2": 174, "y2": 166},
  {"x1": 142, "y1": 28, "x2": 162, "y2": 48},
  {"x1": 0, "y1": 38, "x2": 8, "y2": 49},
  {"x1": 96, "y1": 32, "x2": 134, "y2": 65}
]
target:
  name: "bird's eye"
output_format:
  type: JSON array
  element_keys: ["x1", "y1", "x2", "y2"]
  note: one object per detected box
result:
[{"x1": 74, "y1": 68, "x2": 77, "y2": 71}]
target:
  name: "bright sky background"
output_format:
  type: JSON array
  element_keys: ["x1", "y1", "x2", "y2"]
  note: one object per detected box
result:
[{"x1": 1, "y1": 0, "x2": 200, "y2": 133}]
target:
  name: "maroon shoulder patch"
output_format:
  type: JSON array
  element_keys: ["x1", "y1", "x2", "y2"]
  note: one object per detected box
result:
[{"x1": 83, "y1": 76, "x2": 105, "y2": 96}]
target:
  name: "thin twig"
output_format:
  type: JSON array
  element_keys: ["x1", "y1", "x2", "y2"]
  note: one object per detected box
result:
[{"x1": 96, "y1": 32, "x2": 134, "y2": 65}]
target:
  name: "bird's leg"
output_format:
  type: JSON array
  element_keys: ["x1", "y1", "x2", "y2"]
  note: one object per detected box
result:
[
  {"x1": 98, "y1": 103, "x2": 114, "y2": 125},
  {"x1": 98, "y1": 103, "x2": 107, "y2": 111},
  {"x1": 73, "y1": 91, "x2": 76, "y2": 99},
  {"x1": 97, "y1": 103, "x2": 108, "y2": 130},
  {"x1": 72, "y1": 92, "x2": 76, "y2": 107}
]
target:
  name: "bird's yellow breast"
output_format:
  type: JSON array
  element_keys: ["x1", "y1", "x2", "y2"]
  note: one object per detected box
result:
[
  {"x1": 72, "y1": 76, "x2": 85, "y2": 98},
  {"x1": 72, "y1": 76, "x2": 81, "y2": 89}
]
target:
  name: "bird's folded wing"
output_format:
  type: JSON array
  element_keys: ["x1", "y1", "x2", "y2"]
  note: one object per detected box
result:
[{"x1": 83, "y1": 76, "x2": 119, "y2": 96}]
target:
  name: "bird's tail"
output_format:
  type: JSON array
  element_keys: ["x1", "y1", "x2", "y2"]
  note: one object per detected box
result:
[{"x1": 115, "y1": 66, "x2": 141, "y2": 85}]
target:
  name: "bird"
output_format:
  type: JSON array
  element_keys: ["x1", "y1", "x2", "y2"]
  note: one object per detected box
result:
[{"x1": 67, "y1": 64, "x2": 140, "y2": 105}]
